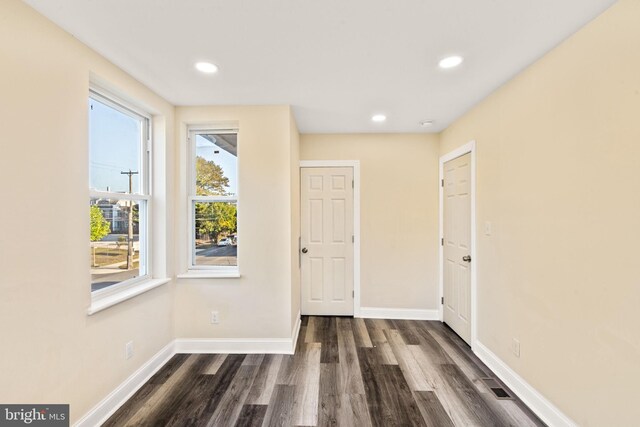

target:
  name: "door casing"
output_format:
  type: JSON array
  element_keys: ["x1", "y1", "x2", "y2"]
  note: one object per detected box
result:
[
  {"x1": 439, "y1": 141, "x2": 477, "y2": 350},
  {"x1": 299, "y1": 160, "x2": 361, "y2": 316}
]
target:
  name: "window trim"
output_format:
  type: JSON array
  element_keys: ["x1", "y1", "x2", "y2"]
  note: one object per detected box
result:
[
  {"x1": 88, "y1": 278, "x2": 171, "y2": 315},
  {"x1": 187, "y1": 127, "x2": 240, "y2": 275},
  {"x1": 88, "y1": 87, "x2": 162, "y2": 312}
]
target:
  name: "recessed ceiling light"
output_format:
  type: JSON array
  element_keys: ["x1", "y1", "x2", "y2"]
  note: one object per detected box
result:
[
  {"x1": 419, "y1": 120, "x2": 434, "y2": 127},
  {"x1": 438, "y1": 55, "x2": 464, "y2": 69},
  {"x1": 371, "y1": 114, "x2": 386, "y2": 123},
  {"x1": 195, "y1": 62, "x2": 219, "y2": 74}
]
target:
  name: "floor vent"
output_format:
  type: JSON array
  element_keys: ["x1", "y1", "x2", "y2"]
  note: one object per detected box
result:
[
  {"x1": 481, "y1": 378, "x2": 513, "y2": 400},
  {"x1": 490, "y1": 387, "x2": 510, "y2": 398}
]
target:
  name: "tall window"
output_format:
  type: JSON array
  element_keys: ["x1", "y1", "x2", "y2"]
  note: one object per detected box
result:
[
  {"x1": 89, "y1": 90, "x2": 150, "y2": 292},
  {"x1": 189, "y1": 129, "x2": 238, "y2": 271}
]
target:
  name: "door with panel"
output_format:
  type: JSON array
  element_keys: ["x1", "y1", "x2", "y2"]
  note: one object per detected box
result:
[
  {"x1": 443, "y1": 153, "x2": 472, "y2": 343},
  {"x1": 300, "y1": 167, "x2": 354, "y2": 316}
]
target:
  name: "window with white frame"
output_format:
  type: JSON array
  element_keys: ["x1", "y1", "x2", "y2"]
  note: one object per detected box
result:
[
  {"x1": 89, "y1": 90, "x2": 150, "y2": 292},
  {"x1": 188, "y1": 128, "x2": 238, "y2": 271}
]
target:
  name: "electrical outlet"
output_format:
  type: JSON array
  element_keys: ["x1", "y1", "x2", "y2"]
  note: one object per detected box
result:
[
  {"x1": 125, "y1": 341, "x2": 134, "y2": 360},
  {"x1": 211, "y1": 311, "x2": 220, "y2": 324},
  {"x1": 512, "y1": 338, "x2": 520, "y2": 358}
]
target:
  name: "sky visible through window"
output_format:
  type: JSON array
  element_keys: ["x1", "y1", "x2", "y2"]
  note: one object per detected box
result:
[{"x1": 89, "y1": 98, "x2": 141, "y2": 193}]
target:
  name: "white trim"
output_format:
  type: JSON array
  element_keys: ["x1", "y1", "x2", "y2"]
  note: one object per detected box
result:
[
  {"x1": 175, "y1": 313, "x2": 302, "y2": 354},
  {"x1": 290, "y1": 310, "x2": 302, "y2": 353},
  {"x1": 299, "y1": 160, "x2": 361, "y2": 316},
  {"x1": 91, "y1": 274, "x2": 151, "y2": 300},
  {"x1": 73, "y1": 341, "x2": 175, "y2": 427},
  {"x1": 174, "y1": 338, "x2": 296, "y2": 355},
  {"x1": 190, "y1": 195, "x2": 237, "y2": 202},
  {"x1": 176, "y1": 271, "x2": 241, "y2": 279},
  {"x1": 88, "y1": 278, "x2": 171, "y2": 315},
  {"x1": 89, "y1": 190, "x2": 151, "y2": 201},
  {"x1": 474, "y1": 342, "x2": 577, "y2": 427},
  {"x1": 439, "y1": 140, "x2": 477, "y2": 165},
  {"x1": 300, "y1": 160, "x2": 360, "y2": 168},
  {"x1": 357, "y1": 307, "x2": 439, "y2": 320},
  {"x1": 186, "y1": 124, "x2": 239, "y2": 133},
  {"x1": 353, "y1": 163, "x2": 361, "y2": 316},
  {"x1": 439, "y1": 140, "x2": 477, "y2": 349},
  {"x1": 89, "y1": 86, "x2": 153, "y2": 122}
]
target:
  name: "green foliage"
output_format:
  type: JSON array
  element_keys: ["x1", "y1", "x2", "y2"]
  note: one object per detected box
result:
[
  {"x1": 196, "y1": 156, "x2": 229, "y2": 196},
  {"x1": 195, "y1": 202, "x2": 237, "y2": 243},
  {"x1": 90, "y1": 205, "x2": 111, "y2": 242},
  {"x1": 194, "y1": 155, "x2": 235, "y2": 242}
]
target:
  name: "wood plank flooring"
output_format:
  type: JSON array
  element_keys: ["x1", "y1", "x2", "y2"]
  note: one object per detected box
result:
[{"x1": 104, "y1": 317, "x2": 545, "y2": 427}]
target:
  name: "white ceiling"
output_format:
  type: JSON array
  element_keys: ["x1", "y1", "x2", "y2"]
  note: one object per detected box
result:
[{"x1": 23, "y1": 0, "x2": 616, "y2": 133}]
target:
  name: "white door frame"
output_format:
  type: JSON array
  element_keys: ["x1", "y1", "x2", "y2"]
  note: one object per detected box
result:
[
  {"x1": 299, "y1": 160, "x2": 361, "y2": 316},
  {"x1": 439, "y1": 141, "x2": 477, "y2": 349}
]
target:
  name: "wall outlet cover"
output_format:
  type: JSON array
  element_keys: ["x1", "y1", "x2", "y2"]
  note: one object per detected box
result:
[
  {"x1": 125, "y1": 341, "x2": 134, "y2": 360},
  {"x1": 484, "y1": 221, "x2": 492, "y2": 236},
  {"x1": 512, "y1": 338, "x2": 520, "y2": 358}
]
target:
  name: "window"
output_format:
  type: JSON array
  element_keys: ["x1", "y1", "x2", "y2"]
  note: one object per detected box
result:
[
  {"x1": 89, "y1": 90, "x2": 150, "y2": 292},
  {"x1": 188, "y1": 129, "x2": 238, "y2": 273}
]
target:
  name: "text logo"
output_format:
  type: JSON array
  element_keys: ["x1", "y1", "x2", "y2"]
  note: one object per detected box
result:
[{"x1": 0, "y1": 405, "x2": 68, "y2": 426}]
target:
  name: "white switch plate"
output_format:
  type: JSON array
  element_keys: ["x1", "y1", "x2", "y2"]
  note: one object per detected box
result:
[
  {"x1": 211, "y1": 311, "x2": 220, "y2": 324},
  {"x1": 512, "y1": 338, "x2": 520, "y2": 358},
  {"x1": 484, "y1": 221, "x2": 492, "y2": 236},
  {"x1": 125, "y1": 341, "x2": 134, "y2": 360}
]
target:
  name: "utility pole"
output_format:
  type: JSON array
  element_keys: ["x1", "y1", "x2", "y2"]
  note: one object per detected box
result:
[{"x1": 121, "y1": 169, "x2": 139, "y2": 270}]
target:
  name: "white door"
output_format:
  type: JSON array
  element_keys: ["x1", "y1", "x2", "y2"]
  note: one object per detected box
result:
[
  {"x1": 443, "y1": 153, "x2": 472, "y2": 343},
  {"x1": 300, "y1": 167, "x2": 354, "y2": 315}
]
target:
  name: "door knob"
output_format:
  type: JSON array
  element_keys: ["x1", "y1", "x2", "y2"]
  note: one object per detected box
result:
[
  {"x1": 301, "y1": 248, "x2": 308, "y2": 254},
  {"x1": 462, "y1": 255, "x2": 471, "y2": 262}
]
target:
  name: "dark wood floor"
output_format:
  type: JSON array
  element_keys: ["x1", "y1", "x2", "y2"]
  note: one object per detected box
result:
[{"x1": 104, "y1": 317, "x2": 545, "y2": 426}]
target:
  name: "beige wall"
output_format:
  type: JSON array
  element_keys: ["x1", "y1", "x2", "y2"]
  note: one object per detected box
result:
[
  {"x1": 0, "y1": 0, "x2": 175, "y2": 424},
  {"x1": 173, "y1": 106, "x2": 299, "y2": 339},
  {"x1": 440, "y1": 1, "x2": 640, "y2": 425},
  {"x1": 290, "y1": 112, "x2": 301, "y2": 329},
  {"x1": 300, "y1": 134, "x2": 440, "y2": 311}
]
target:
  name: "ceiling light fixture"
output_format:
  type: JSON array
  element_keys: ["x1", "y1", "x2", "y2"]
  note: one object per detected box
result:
[
  {"x1": 195, "y1": 62, "x2": 219, "y2": 74},
  {"x1": 419, "y1": 120, "x2": 434, "y2": 127},
  {"x1": 371, "y1": 114, "x2": 386, "y2": 123},
  {"x1": 438, "y1": 55, "x2": 463, "y2": 69}
]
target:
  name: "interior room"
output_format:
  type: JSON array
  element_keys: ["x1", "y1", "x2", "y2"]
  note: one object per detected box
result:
[{"x1": 1, "y1": 0, "x2": 638, "y2": 425}]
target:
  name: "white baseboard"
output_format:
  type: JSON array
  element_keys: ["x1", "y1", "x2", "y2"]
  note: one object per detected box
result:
[
  {"x1": 290, "y1": 310, "x2": 302, "y2": 353},
  {"x1": 357, "y1": 307, "x2": 439, "y2": 320},
  {"x1": 75, "y1": 315, "x2": 302, "y2": 426},
  {"x1": 175, "y1": 314, "x2": 301, "y2": 355},
  {"x1": 74, "y1": 341, "x2": 175, "y2": 427},
  {"x1": 174, "y1": 338, "x2": 295, "y2": 354},
  {"x1": 474, "y1": 341, "x2": 577, "y2": 427}
]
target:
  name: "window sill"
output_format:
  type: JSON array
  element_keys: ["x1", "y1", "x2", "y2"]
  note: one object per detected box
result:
[
  {"x1": 177, "y1": 271, "x2": 241, "y2": 279},
  {"x1": 88, "y1": 278, "x2": 171, "y2": 315}
]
